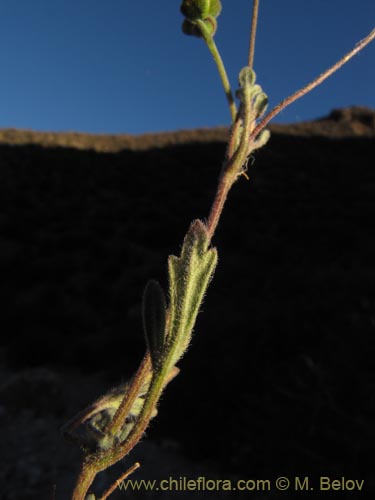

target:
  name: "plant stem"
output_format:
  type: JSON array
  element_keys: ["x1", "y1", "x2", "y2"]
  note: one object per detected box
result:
[
  {"x1": 207, "y1": 26, "x2": 375, "y2": 242},
  {"x1": 109, "y1": 352, "x2": 151, "y2": 437},
  {"x1": 69, "y1": 20, "x2": 375, "y2": 500},
  {"x1": 70, "y1": 354, "x2": 150, "y2": 500},
  {"x1": 250, "y1": 26, "x2": 375, "y2": 142},
  {"x1": 99, "y1": 462, "x2": 140, "y2": 500},
  {"x1": 207, "y1": 71, "x2": 255, "y2": 240},
  {"x1": 71, "y1": 407, "x2": 152, "y2": 500},
  {"x1": 71, "y1": 463, "x2": 97, "y2": 500},
  {"x1": 94, "y1": 366, "x2": 169, "y2": 472},
  {"x1": 206, "y1": 175, "x2": 231, "y2": 241},
  {"x1": 72, "y1": 353, "x2": 177, "y2": 500},
  {"x1": 196, "y1": 19, "x2": 237, "y2": 122},
  {"x1": 248, "y1": 0, "x2": 260, "y2": 70}
]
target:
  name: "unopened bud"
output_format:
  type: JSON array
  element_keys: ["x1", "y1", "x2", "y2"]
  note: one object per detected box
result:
[
  {"x1": 238, "y1": 66, "x2": 256, "y2": 89},
  {"x1": 182, "y1": 19, "x2": 201, "y2": 37},
  {"x1": 182, "y1": 16, "x2": 217, "y2": 38},
  {"x1": 181, "y1": 0, "x2": 222, "y2": 21}
]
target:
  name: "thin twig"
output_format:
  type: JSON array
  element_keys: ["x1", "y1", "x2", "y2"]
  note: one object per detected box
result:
[
  {"x1": 248, "y1": 0, "x2": 260, "y2": 70},
  {"x1": 250, "y1": 27, "x2": 375, "y2": 142},
  {"x1": 99, "y1": 462, "x2": 140, "y2": 500}
]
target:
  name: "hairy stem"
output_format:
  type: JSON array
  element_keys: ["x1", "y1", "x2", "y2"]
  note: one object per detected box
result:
[
  {"x1": 71, "y1": 463, "x2": 97, "y2": 500},
  {"x1": 207, "y1": 26, "x2": 375, "y2": 242},
  {"x1": 69, "y1": 16, "x2": 375, "y2": 500},
  {"x1": 70, "y1": 354, "x2": 151, "y2": 500},
  {"x1": 99, "y1": 462, "x2": 140, "y2": 500},
  {"x1": 196, "y1": 19, "x2": 237, "y2": 122},
  {"x1": 250, "y1": 27, "x2": 375, "y2": 142},
  {"x1": 71, "y1": 374, "x2": 162, "y2": 500},
  {"x1": 207, "y1": 73, "x2": 255, "y2": 240},
  {"x1": 109, "y1": 352, "x2": 151, "y2": 437},
  {"x1": 92, "y1": 361, "x2": 172, "y2": 472},
  {"x1": 248, "y1": 0, "x2": 260, "y2": 70},
  {"x1": 206, "y1": 176, "x2": 231, "y2": 241}
]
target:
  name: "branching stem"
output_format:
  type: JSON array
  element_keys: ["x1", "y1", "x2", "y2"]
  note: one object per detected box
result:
[
  {"x1": 207, "y1": 26, "x2": 375, "y2": 242},
  {"x1": 207, "y1": 77, "x2": 254, "y2": 239}
]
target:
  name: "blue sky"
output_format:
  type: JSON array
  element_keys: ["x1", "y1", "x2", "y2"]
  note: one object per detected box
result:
[{"x1": 0, "y1": 0, "x2": 374, "y2": 134}]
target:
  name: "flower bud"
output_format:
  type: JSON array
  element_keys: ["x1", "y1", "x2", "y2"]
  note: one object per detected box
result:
[
  {"x1": 180, "y1": 0, "x2": 222, "y2": 21},
  {"x1": 182, "y1": 16, "x2": 218, "y2": 38},
  {"x1": 182, "y1": 19, "x2": 202, "y2": 37},
  {"x1": 201, "y1": 16, "x2": 218, "y2": 37},
  {"x1": 238, "y1": 66, "x2": 256, "y2": 89}
]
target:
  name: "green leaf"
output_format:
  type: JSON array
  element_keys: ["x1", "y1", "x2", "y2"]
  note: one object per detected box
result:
[
  {"x1": 254, "y1": 92, "x2": 268, "y2": 118},
  {"x1": 142, "y1": 280, "x2": 167, "y2": 368},
  {"x1": 239, "y1": 66, "x2": 256, "y2": 89},
  {"x1": 253, "y1": 129, "x2": 271, "y2": 150},
  {"x1": 166, "y1": 220, "x2": 217, "y2": 366}
]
